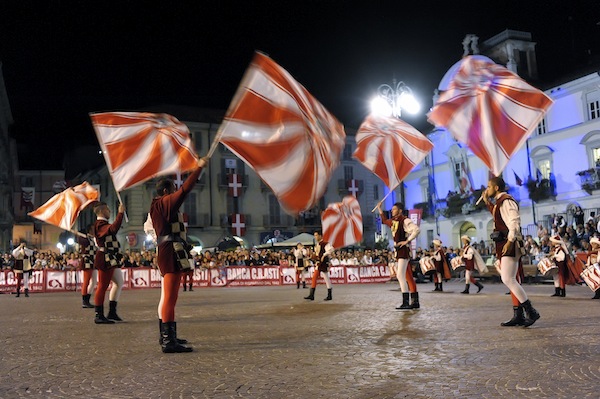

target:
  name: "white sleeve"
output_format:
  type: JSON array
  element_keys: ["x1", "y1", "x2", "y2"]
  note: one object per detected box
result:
[
  {"x1": 554, "y1": 250, "x2": 565, "y2": 262},
  {"x1": 463, "y1": 247, "x2": 474, "y2": 260},
  {"x1": 403, "y1": 218, "x2": 420, "y2": 242},
  {"x1": 324, "y1": 243, "x2": 335, "y2": 257},
  {"x1": 12, "y1": 247, "x2": 21, "y2": 258},
  {"x1": 433, "y1": 251, "x2": 442, "y2": 261},
  {"x1": 24, "y1": 247, "x2": 34, "y2": 257},
  {"x1": 499, "y1": 198, "x2": 522, "y2": 242}
]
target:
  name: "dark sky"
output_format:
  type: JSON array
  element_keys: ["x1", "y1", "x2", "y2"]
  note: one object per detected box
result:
[{"x1": 1, "y1": 1, "x2": 599, "y2": 170}]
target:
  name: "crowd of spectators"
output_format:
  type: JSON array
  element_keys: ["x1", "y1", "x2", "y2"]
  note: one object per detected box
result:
[{"x1": 3, "y1": 207, "x2": 598, "y2": 273}]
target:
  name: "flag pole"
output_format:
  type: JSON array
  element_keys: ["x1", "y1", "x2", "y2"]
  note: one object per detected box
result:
[
  {"x1": 371, "y1": 187, "x2": 396, "y2": 213},
  {"x1": 115, "y1": 189, "x2": 129, "y2": 223}
]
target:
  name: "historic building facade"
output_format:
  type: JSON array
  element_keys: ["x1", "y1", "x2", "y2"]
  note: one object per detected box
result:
[{"x1": 401, "y1": 30, "x2": 600, "y2": 250}]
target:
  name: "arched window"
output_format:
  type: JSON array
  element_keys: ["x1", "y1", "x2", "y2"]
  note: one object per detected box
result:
[
  {"x1": 530, "y1": 146, "x2": 554, "y2": 179},
  {"x1": 579, "y1": 130, "x2": 600, "y2": 168}
]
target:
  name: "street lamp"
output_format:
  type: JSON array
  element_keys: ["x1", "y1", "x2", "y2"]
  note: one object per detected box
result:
[{"x1": 370, "y1": 79, "x2": 420, "y2": 118}]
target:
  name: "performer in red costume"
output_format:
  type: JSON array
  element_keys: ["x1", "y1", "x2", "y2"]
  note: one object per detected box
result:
[
  {"x1": 586, "y1": 237, "x2": 600, "y2": 299},
  {"x1": 151, "y1": 157, "x2": 207, "y2": 353},
  {"x1": 482, "y1": 176, "x2": 540, "y2": 327},
  {"x1": 548, "y1": 235, "x2": 583, "y2": 297},
  {"x1": 431, "y1": 239, "x2": 452, "y2": 292},
  {"x1": 92, "y1": 202, "x2": 126, "y2": 324},
  {"x1": 460, "y1": 235, "x2": 484, "y2": 294},
  {"x1": 304, "y1": 231, "x2": 334, "y2": 301},
  {"x1": 377, "y1": 202, "x2": 421, "y2": 310}
]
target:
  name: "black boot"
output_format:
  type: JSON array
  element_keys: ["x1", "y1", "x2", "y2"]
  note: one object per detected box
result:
[
  {"x1": 438, "y1": 282, "x2": 444, "y2": 292},
  {"x1": 15, "y1": 282, "x2": 20, "y2": 297},
  {"x1": 521, "y1": 300, "x2": 540, "y2": 327},
  {"x1": 461, "y1": 284, "x2": 470, "y2": 294},
  {"x1": 324, "y1": 288, "x2": 332, "y2": 301},
  {"x1": 592, "y1": 289, "x2": 600, "y2": 299},
  {"x1": 107, "y1": 300, "x2": 123, "y2": 322},
  {"x1": 94, "y1": 305, "x2": 114, "y2": 324},
  {"x1": 297, "y1": 281, "x2": 301, "y2": 289},
  {"x1": 24, "y1": 288, "x2": 29, "y2": 297},
  {"x1": 560, "y1": 287, "x2": 566, "y2": 297},
  {"x1": 304, "y1": 288, "x2": 315, "y2": 300},
  {"x1": 475, "y1": 281, "x2": 484, "y2": 293},
  {"x1": 433, "y1": 283, "x2": 440, "y2": 292},
  {"x1": 158, "y1": 319, "x2": 187, "y2": 344},
  {"x1": 501, "y1": 306, "x2": 525, "y2": 327},
  {"x1": 161, "y1": 321, "x2": 193, "y2": 353},
  {"x1": 551, "y1": 287, "x2": 560, "y2": 297},
  {"x1": 409, "y1": 292, "x2": 420, "y2": 309},
  {"x1": 183, "y1": 284, "x2": 187, "y2": 291},
  {"x1": 302, "y1": 281, "x2": 306, "y2": 289},
  {"x1": 395, "y1": 292, "x2": 411, "y2": 310},
  {"x1": 82, "y1": 294, "x2": 94, "y2": 308},
  {"x1": 188, "y1": 283, "x2": 193, "y2": 292}
]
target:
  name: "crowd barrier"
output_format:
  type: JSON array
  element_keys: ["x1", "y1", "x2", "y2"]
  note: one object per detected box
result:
[{"x1": 0, "y1": 264, "x2": 392, "y2": 293}]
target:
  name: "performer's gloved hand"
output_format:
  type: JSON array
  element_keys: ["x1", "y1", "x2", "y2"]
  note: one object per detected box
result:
[{"x1": 502, "y1": 240, "x2": 514, "y2": 256}]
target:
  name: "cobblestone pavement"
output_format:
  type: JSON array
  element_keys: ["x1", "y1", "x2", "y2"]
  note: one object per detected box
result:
[{"x1": 1, "y1": 280, "x2": 599, "y2": 399}]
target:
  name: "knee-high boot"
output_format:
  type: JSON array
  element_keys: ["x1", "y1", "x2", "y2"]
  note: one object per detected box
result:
[
  {"x1": 304, "y1": 288, "x2": 315, "y2": 300},
  {"x1": 107, "y1": 300, "x2": 123, "y2": 321},
  {"x1": 521, "y1": 300, "x2": 540, "y2": 327}
]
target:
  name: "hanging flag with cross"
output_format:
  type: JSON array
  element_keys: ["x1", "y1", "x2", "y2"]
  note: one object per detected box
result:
[
  {"x1": 347, "y1": 179, "x2": 361, "y2": 198},
  {"x1": 230, "y1": 213, "x2": 246, "y2": 236},
  {"x1": 228, "y1": 173, "x2": 243, "y2": 197}
]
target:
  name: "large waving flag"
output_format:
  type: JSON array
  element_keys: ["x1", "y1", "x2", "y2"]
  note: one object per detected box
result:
[
  {"x1": 322, "y1": 196, "x2": 363, "y2": 249},
  {"x1": 218, "y1": 51, "x2": 346, "y2": 215},
  {"x1": 353, "y1": 114, "x2": 433, "y2": 190},
  {"x1": 428, "y1": 55, "x2": 553, "y2": 176},
  {"x1": 28, "y1": 182, "x2": 99, "y2": 231},
  {"x1": 90, "y1": 112, "x2": 199, "y2": 191}
]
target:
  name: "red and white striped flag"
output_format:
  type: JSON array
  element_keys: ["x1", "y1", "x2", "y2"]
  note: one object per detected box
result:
[
  {"x1": 428, "y1": 55, "x2": 553, "y2": 176},
  {"x1": 28, "y1": 182, "x2": 99, "y2": 231},
  {"x1": 322, "y1": 196, "x2": 363, "y2": 249},
  {"x1": 353, "y1": 114, "x2": 433, "y2": 190},
  {"x1": 219, "y1": 52, "x2": 346, "y2": 215},
  {"x1": 90, "y1": 112, "x2": 199, "y2": 191}
]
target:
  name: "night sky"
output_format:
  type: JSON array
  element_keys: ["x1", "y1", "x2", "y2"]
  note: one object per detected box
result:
[{"x1": 1, "y1": 1, "x2": 599, "y2": 171}]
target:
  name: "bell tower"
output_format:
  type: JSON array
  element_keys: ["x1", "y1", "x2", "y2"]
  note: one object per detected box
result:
[{"x1": 481, "y1": 29, "x2": 539, "y2": 81}]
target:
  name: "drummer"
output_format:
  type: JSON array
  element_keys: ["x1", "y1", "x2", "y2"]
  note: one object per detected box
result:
[
  {"x1": 549, "y1": 235, "x2": 582, "y2": 298},
  {"x1": 431, "y1": 239, "x2": 452, "y2": 292},
  {"x1": 460, "y1": 235, "x2": 484, "y2": 294},
  {"x1": 586, "y1": 237, "x2": 600, "y2": 299}
]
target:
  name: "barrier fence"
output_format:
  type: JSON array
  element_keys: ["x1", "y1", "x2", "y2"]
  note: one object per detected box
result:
[{"x1": 0, "y1": 264, "x2": 393, "y2": 293}]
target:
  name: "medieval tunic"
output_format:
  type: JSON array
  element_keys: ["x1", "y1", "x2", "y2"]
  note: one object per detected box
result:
[
  {"x1": 12, "y1": 246, "x2": 34, "y2": 273},
  {"x1": 488, "y1": 192, "x2": 521, "y2": 259},
  {"x1": 432, "y1": 247, "x2": 452, "y2": 280},
  {"x1": 78, "y1": 235, "x2": 96, "y2": 269},
  {"x1": 150, "y1": 166, "x2": 202, "y2": 276},
  {"x1": 380, "y1": 213, "x2": 419, "y2": 259},
  {"x1": 93, "y1": 212, "x2": 125, "y2": 271},
  {"x1": 462, "y1": 245, "x2": 476, "y2": 271},
  {"x1": 313, "y1": 240, "x2": 334, "y2": 273}
]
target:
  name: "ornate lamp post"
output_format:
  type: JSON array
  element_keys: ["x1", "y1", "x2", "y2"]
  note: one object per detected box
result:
[{"x1": 370, "y1": 79, "x2": 421, "y2": 207}]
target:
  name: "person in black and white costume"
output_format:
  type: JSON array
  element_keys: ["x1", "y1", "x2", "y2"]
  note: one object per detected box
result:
[
  {"x1": 12, "y1": 242, "x2": 34, "y2": 297},
  {"x1": 293, "y1": 242, "x2": 309, "y2": 289}
]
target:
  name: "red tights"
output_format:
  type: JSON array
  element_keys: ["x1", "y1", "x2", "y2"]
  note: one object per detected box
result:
[
  {"x1": 405, "y1": 267, "x2": 417, "y2": 292},
  {"x1": 82, "y1": 269, "x2": 94, "y2": 295},
  {"x1": 94, "y1": 268, "x2": 115, "y2": 307},
  {"x1": 161, "y1": 272, "x2": 182, "y2": 322}
]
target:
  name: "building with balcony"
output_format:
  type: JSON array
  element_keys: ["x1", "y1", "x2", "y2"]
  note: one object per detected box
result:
[{"x1": 400, "y1": 30, "x2": 600, "y2": 250}]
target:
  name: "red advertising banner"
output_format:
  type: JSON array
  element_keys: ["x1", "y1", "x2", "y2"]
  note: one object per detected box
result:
[{"x1": 225, "y1": 266, "x2": 281, "y2": 286}]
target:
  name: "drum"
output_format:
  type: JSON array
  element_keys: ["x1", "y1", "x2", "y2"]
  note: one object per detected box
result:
[
  {"x1": 419, "y1": 256, "x2": 436, "y2": 275},
  {"x1": 537, "y1": 257, "x2": 558, "y2": 277},
  {"x1": 450, "y1": 257, "x2": 465, "y2": 272},
  {"x1": 580, "y1": 264, "x2": 600, "y2": 292}
]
